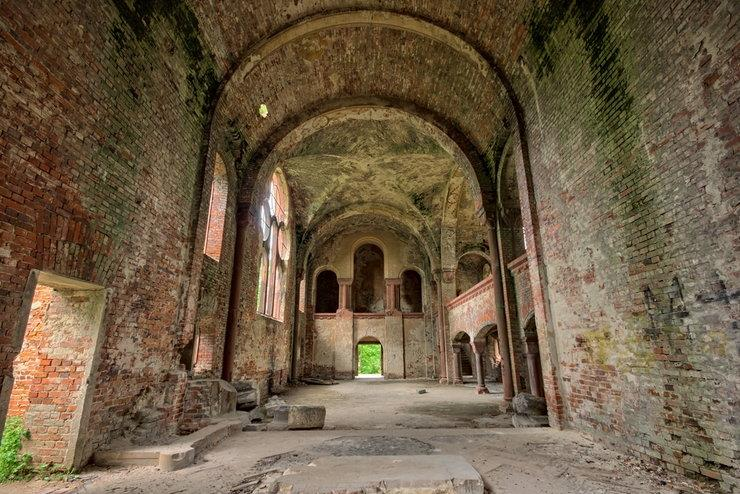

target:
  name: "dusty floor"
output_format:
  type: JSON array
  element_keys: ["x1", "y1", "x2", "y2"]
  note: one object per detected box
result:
[
  {"x1": 1, "y1": 381, "x2": 716, "y2": 494},
  {"x1": 282, "y1": 380, "x2": 510, "y2": 429}
]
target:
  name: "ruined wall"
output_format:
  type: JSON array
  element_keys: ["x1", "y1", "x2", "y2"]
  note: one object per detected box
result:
[
  {"x1": 192, "y1": 158, "x2": 237, "y2": 377},
  {"x1": 302, "y1": 226, "x2": 436, "y2": 379},
  {"x1": 231, "y1": 214, "x2": 296, "y2": 396},
  {"x1": 446, "y1": 277, "x2": 495, "y2": 339},
  {"x1": 8, "y1": 286, "x2": 103, "y2": 465},
  {"x1": 0, "y1": 1, "x2": 219, "y2": 452},
  {"x1": 401, "y1": 315, "x2": 429, "y2": 378},
  {"x1": 512, "y1": 1, "x2": 738, "y2": 486}
]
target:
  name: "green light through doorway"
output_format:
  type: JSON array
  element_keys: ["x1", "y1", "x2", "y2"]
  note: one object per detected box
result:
[{"x1": 357, "y1": 343, "x2": 382, "y2": 375}]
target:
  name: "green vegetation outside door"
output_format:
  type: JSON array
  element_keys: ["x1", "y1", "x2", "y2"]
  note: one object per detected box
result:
[{"x1": 357, "y1": 343, "x2": 382, "y2": 375}]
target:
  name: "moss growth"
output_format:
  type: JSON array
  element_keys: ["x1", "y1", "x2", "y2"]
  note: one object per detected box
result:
[
  {"x1": 409, "y1": 192, "x2": 431, "y2": 216},
  {"x1": 0, "y1": 417, "x2": 33, "y2": 482},
  {"x1": 110, "y1": 0, "x2": 218, "y2": 115}
]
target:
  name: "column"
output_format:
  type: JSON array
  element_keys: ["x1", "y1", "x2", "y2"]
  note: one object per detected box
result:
[
  {"x1": 525, "y1": 337, "x2": 544, "y2": 398},
  {"x1": 222, "y1": 204, "x2": 250, "y2": 381},
  {"x1": 385, "y1": 278, "x2": 401, "y2": 314},
  {"x1": 337, "y1": 278, "x2": 352, "y2": 314},
  {"x1": 486, "y1": 221, "x2": 514, "y2": 401},
  {"x1": 451, "y1": 345, "x2": 463, "y2": 384},
  {"x1": 472, "y1": 341, "x2": 490, "y2": 394}
]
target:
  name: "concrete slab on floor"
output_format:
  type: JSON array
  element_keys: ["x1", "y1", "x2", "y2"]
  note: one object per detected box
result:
[
  {"x1": 274, "y1": 454, "x2": 484, "y2": 493},
  {"x1": 93, "y1": 414, "x2": 247, "y2": 471}
]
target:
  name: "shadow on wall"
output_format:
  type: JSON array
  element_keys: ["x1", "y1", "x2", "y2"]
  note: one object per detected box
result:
[{"x1": 353, "y1": 244, "x2": 384, "y2": 312}]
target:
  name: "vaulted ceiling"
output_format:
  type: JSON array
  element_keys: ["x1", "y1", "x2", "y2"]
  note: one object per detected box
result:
[{"x1": 193, "y1": 2, "x2": 537, "y2": 263}]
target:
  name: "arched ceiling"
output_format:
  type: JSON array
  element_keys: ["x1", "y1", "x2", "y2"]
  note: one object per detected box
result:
[
  {"x1": 281, "y1": 115, "x2": 455, "y2": 227},
  {"x1": 259, "y1": 106, "x2": 483, "y2": 254},
  {"x1": 189, "y1": 1, "x2": 534, "y2": 79},
  {"x1": 217, "y1": 21, "x2": 511, "y2": 155},
  {"x1": 197, "y1": 4, "x2": 533, "y2": 268}
]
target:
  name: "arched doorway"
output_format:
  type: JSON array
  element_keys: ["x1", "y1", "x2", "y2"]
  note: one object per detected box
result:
[
  {"x1": 452, "y1": 332, "x2": 474, "y2": 383},
  {"x1": 356, "y1": 337, "x2": 383, "y2": 378}
]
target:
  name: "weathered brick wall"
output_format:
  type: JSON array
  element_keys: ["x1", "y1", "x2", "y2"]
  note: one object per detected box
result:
[
  {"x1": 446, "y1": 276, "x2": 495, "y2": 339},
  {"x1": 508, "y1": 254, "x2": 534, "y2": 327},
  {"x1": 8, "y1": 286, "x2": 98, "y2": 464},
  {"x1": 0, "y1": 1, "x2": 219, "y2": 453},
  {"x1": 511, "y1": 1, "x2": 738, "y2": 487},
  {"x1": 192, "y1": 155, "x2": 237, "y2": 378},
  {"x1": 231, "y1": 213, "x2": 295, "y2": 393},
  {"x1": 178, "y1": 378, "x2": 236, "y2": 434}
]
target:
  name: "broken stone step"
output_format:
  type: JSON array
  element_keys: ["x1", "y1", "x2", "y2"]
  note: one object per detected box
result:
[{"x1": 94, "y1": 417, "x2": 246, "y2": 471}]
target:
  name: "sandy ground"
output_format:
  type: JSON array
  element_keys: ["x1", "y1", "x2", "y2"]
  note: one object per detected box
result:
[
  {"x1": 282, "y1": 380, "x2": 510, "y2": 429},
  {"x1": 1, "y1": 380, "x2": 716, "y2": 494}
]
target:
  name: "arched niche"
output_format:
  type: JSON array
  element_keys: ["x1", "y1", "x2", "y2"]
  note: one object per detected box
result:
[
  {"x1": 315, "y1": 269, "x2": 339, "y2": 313},
  {"x1": 352, "y1": 244, "x2": 385, "y2": 313},
  {"x1": 400, "y1": 269, "x2": 423, "y2": 313},
  {"x1": 455, "y1": 252, "x2": 491, "y2": 295},
  {"x1": 452, "y1": 331, "x2": 474, "y2": 377}
]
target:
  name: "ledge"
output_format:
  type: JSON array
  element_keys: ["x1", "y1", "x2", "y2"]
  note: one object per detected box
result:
[
  {"x1": 314, "y1": 313, "x2": 336, "y2": 320},
  {"x1": 507, "y1": 254, "x2": 529, "y2": 273},
  {"x1": 353, "y1": 313, "x2": 386, "y2": 319},
  {"x1": 446, "y1": 276, "x2": 493, "y2": 310},
  {"x1": 93, "y1": 414, "x2": 248, "y2": 471}
]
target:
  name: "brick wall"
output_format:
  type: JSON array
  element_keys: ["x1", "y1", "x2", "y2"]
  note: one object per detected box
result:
[
  {"x1": 0, "y1": 0, "x2": 219, "y2": 454},
  {"x1": 178, "y1": 379, "x2": 236, "y2": 434},
  {"x1": 510, "y1": 1, "x2": 738, "y2": 488},
  {"x1": 9, "y1": 285, "x2": 99, "y2": 465}
]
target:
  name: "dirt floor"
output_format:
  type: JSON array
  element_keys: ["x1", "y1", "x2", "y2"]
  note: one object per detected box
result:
[
  {"x1": 282, "y1": 380, "x2": 511, "y2": 429},
  {"x1": 1, "y1": 380, "x2": 717, "y2": 494}
]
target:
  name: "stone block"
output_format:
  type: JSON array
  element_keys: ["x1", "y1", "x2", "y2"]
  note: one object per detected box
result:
[
  {"x1": 511, "y1": 393, "x2": 547, "y2": 416},
  {"x1": 272, "y1": 404, "x2": 326, "y2": 430}
]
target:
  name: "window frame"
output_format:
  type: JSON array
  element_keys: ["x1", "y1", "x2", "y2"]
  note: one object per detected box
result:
[{"x1": 257, "y1": 172, "x2": 289, "y2": 321}]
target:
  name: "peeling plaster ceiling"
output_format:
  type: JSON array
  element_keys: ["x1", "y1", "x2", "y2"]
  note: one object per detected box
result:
[{"x1": 277, "y1": 116, "x2": 475, "y2": 243}]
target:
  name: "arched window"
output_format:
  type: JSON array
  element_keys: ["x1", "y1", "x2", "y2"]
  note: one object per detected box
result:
[
  {"x1": 400, "y1": 270, "x2": 422, "y2": 312},
  {"x1": 315, "y1": 270, "x2": 339, "y2": 313},
  {"x1": 352, "y1": 244, "x2": 384, "y2": 313},
  {"x1": 257, "y1": 171, "x2": 290, "y2": 321},
  {"x1": 204, "y1": 154, "x2": 227, "y2": 261},
  {"x1": 455, "y1": 252, "x2": 491, "y2": 296}
]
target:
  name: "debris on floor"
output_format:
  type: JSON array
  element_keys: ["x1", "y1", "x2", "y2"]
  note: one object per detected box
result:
[{"x1": 301, "y1": 377, "x2": 339, "y2": 385}]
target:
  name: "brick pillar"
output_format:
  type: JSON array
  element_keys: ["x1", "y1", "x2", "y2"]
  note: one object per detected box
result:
[
  {"x1": 385, "y1": 278, "x2": 401, "y2": 314},
  {"x1": 337, "y1": 278, "x2": 352, "y2": 314},
  {"x1": 472, "y1": 341, "x2": 490, "y2": 394},
  {"x1": 525, "y1": 337, "x2": 544, "y2": 398},
  {"x1": 451, "y1": 345, "x2": 463, "y2": 384},
  {"x1": 486, "y1": 222, "x2": 514, "y2": 401}
]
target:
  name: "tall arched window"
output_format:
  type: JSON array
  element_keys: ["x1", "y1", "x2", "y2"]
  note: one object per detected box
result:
[
  {"x1": 400, "y1": 270, "x2": 422, "y2": 312},
  {"x1": 352, "y1": 244, "x2": 384, "y2": 313},
  {"x1": 257, "y1": 171, "x2": 290, "y2": 321},
  {"x1": 204, "y1": 154, "x2": 227, "y2": 261},
  {"x1": 315, "y1": 270, "x2": 339, "y2": 313}
]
